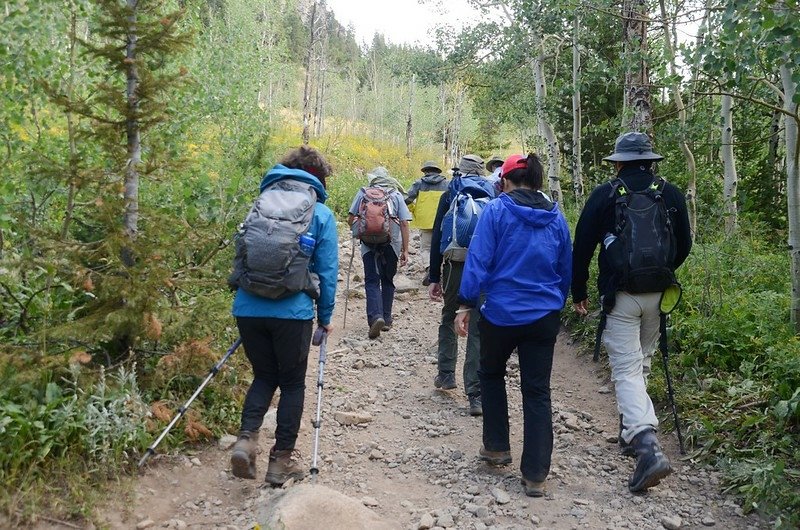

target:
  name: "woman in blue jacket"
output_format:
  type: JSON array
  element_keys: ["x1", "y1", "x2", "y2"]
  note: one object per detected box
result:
[
  {"x1": 454, "y1": 153, "x2": 571, "y2": 498},
  {"x1": 229, "y1": 146, "x2": 338, "y2": 485}
]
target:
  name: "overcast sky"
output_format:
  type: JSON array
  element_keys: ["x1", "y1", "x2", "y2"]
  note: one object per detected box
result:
[{"x1": 325, "y1": 0, "x2": 483, "y2": 47}]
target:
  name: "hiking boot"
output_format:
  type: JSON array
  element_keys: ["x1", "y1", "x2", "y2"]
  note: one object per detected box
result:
[
  {"x1": 619, "y1": 414, "x2": 636, "y2": 457},
  {"x1": 265, "y1": 447, "x2": 305, "y2": 486},
  {"x1": 230, "y1": 430, "x2": 258, "y2": 479},
  {"x1": 382, "y1": 323, "x2": 392, "y2": 332},
  {"x1": 479, "y1": 446, "x2": 512, "y2": 466},
  {"x1": 628, "y1": 429, "x2": 672, "y2": 492},
  {"x1": 433, "y1": 371, "x2": 456, "y2": 390},
  {"x1": 468, "y1": 394, "x2": 483, "y2": 416},
  {"x1": 368, "y1": 318, "x2": 385, "y2": 339},
  {"x1": 521, "y1": 477, "x2": 546, "y2": 497}
]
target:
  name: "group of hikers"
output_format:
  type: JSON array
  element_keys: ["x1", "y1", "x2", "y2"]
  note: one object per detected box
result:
[{"x1": 225, "y1": 131, "x2": 692, "y2": 500}]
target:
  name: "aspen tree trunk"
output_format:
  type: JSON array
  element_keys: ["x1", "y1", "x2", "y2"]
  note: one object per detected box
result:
[
  {"x1": 572, "y1": 11, "x2": 584, "y2": 203},
  {"x1": 301, "y1": 2, "x2": 317, "y2": 144},
  {"x1": 622, "y1": 0, "x2": 652, "y2": 133},
  {"x1": 61, "y1": 6, "x2": 79, "y2": 240},
  {"x1": 780, "y1": 63, "x2": 800, "y2": 332},
  {"x1": 123, "y1": 0, "x2": 140, "y2": 266},
  {"x1": 406, "y1": 74, "x2": 415, "y2": 158},
  {"x1": 531, "y1": 54, "x2": 562, "y2": 202},
  {"x1": 659, "y1": 0, "x2": 697, "y2": 237},
  {"x1": 720, "y1": 94, "x2": 738, "y2": 234}
]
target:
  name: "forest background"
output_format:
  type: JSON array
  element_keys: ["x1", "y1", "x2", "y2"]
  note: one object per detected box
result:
[{"x1": 0, "y1": 0, "x2": 798, "y2": 527}]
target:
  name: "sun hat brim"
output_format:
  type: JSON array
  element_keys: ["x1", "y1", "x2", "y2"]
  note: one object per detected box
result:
[{"x1": 603, "y1": 151, "x2": 664, "y2": 162}]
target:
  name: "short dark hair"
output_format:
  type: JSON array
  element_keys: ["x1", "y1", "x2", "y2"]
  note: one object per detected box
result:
[
  {"x1": 503, "y1": 153, "x2": 543, "y2": 190},
  {"x1": 280, "y1": 145, "x2": 332, "y2": 187},
  {"x1": 621, "y1": 160, "x2": 654, "y2": 170}
]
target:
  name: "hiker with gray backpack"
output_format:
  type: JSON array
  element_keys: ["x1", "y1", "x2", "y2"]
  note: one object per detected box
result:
[
  {"x1": 572, "y1": 132, "x2": 692, "y2": 493},
  {"x1": 348, "y1": 167, "x2": 412, "y2": 340},
  {"x1": 228, "y1": 146, "x2": 338, "y2": 486},
  {"x1": 428, "y1": 154, "x2": 496, "y2": 416}
]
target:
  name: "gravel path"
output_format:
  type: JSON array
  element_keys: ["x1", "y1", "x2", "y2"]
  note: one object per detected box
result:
[{"x1": 102, "y1": 235, "x2": 766, "y2": 530}]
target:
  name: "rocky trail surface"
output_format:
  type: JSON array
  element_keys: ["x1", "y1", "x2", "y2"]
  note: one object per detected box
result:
[{"x1": 99, "y1": 235, "x2": 765, "y2": 530}]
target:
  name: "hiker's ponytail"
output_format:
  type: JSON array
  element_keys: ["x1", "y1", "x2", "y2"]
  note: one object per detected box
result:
[{"x1": 504, "y1": 153, "x2": 543, "y2": 191}]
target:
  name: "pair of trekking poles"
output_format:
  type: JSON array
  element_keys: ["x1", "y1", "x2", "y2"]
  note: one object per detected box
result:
[{"x1": 138, "y1": 328, "x2": 330, "y2": 481}]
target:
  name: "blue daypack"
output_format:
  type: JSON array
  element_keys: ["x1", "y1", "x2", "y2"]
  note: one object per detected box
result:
[{"x1": 439, "y1": 177, "x2": 495, "y2": 262}]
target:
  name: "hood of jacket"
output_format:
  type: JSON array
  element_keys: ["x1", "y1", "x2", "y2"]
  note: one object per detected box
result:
[
  {"x1": 259, "y1": 164, "x2": 328, "y2": 202},
  {"x1": 421, "y1": 173, "x2": 446, "y2": 185},
  {"x1": 499, "y1": 191, "x2": 559, "y2": 228}
]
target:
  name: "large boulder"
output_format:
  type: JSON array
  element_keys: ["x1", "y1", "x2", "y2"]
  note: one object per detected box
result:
[{"x1": 257, "y1": 484, "x2": 400, "y2": 530}]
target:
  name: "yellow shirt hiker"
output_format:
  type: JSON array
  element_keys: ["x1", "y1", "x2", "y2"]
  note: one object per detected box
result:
[{"x1": 406, "y1": 161, "x2": 450, "y2": 278}]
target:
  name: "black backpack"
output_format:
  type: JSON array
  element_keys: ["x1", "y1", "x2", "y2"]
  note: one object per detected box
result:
[{"x1": 604, "y1": 177, "x2": 677, "y2": 293}]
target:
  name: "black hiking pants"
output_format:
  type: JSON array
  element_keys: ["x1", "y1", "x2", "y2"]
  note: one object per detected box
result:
[
  {"x1": 478, "y1": 311, "x2": 560, "y2": 483},
  {"x1": 236, "y1": 317, "x2": 312, "y2": 451}
]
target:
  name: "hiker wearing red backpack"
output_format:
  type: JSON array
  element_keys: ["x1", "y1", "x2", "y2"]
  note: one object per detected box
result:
[
  {"x1": 572, "y1": 132, "x2": 692, "y2": 493},
  {"x1": 428, "y1": 154, "x2": 496, "y2": 416},
  {"x1": 348, "y1": 167, "x2": 412, "y2": 340},
  {"x1": 454, "y1": 153, "x2": 572, "y2": 497}
]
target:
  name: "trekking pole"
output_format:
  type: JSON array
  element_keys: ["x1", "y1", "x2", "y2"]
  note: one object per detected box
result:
[
  {"x1": 138, "y1": 338, "x2": 242, "y2": 468},
  {"x1": 309, "y1": 326, "x2": 328, "y2": 482},
  {"x1": 659, "y1": 314, "x2": 686, "y2": 454},
  {"x1": 343, "y1": 237, "x2": 356, "y2": 329}
]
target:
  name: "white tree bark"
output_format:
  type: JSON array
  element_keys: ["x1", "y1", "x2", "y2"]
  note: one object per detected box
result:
[
  {"x1": 660, "y1": 0, "x2": 697, "y2": 238},
  {"x1": 780, "y1": 63, "x2": 800, "y2": 331},
  {"x1": 301, "y1": 1, "x2": 317, "y2": 144},
  {"x1": 571, "y1": 11, "x2": 584, "y2": 203},
  {"x1": 123, "y1": 0, "x2": 140, "y2": 265},
  {"x1": 406, "y1": 74, "x2": 415, "y2": 158},
  {"x1": 532, "y1": 54, "x2": 562, "y2": 202},
  {"x1": 721, "y1": 94, "x2": 738, "y2": 234}
]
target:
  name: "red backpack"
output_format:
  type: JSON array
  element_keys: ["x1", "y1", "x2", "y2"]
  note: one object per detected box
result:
[{"x1": 352, "y1": 187, "x2": 394, "y2": 246}]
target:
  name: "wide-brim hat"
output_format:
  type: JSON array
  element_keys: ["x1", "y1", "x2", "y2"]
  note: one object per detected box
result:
[
  {"x1": 603, "y1": 132, "x2": 664, "y2": 162},
  {"x1": 421, "y1": 160, "x2": 442, "y2": 173},
  {"x1": 486, "y1": 156, "x2": 504, "y2": 170},
  {"x1": 458, "y1": 154, "x2": 485, "y2": 175}
]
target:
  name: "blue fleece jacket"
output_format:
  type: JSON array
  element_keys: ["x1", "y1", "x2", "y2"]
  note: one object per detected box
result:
[
  {"x1": 231, "y1": 165, "x2": 339, "y2": 325},
  {"x1": 458, "y1": 191, "x2": 572, "y2": 326}
]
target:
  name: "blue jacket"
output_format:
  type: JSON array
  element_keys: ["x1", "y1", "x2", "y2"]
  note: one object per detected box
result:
[
  {"x1": 232, "y1": 165, "x2": 339, "y2": 325},
  {"x1": 458, "y1": 190, "x2": 572, "y2": 326}
]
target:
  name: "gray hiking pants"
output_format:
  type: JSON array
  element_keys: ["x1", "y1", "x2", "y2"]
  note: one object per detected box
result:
[{"x1": 603, "y1": 291, "x2": 661, "y2": 443}]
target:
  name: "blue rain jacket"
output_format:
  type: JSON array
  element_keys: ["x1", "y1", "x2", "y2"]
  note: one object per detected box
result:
[
  {"x1": 458, "y1": 191, "x2": 572, "y2": 326},
  {"x1": 232, "y1": 165, "x2": 338, "y2": 325}
]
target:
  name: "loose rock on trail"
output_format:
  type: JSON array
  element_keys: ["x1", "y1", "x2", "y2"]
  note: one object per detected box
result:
[{"x1": 99, "y1": 232, "x2": 766, "y2": 530}]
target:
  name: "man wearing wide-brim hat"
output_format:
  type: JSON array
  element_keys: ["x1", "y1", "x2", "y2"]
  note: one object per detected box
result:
[
  {"x1": 571, "y1": 131, "x2": 692, "y2": 493},
  {"x1": 406, "y1": 161, "x2": 449, "y2": 283}
]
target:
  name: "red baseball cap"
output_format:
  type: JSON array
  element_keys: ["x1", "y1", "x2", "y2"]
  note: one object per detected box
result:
[{"x1": 500, "y1": 155, "x2": 527, "y2": 177}]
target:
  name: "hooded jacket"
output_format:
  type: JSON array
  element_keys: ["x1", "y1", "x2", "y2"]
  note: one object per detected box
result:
[
  {"x1": 406, "y1": 173, "x2": 449, "y2": 230},
  {"x1": 458, "y1": 189, "x2": 572, "y2": 326},
  {"x1": 231, "y1": 164, "x2": 339, "y2": 325}
]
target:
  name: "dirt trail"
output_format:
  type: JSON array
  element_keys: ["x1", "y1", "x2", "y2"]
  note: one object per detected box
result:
[{"x1": 99, "y1": 235, "x2": 766, "y2": 530}]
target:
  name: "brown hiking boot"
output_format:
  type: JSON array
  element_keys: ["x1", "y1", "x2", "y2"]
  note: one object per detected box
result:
[
  {"x1": 230, "y1": 430, "x2": 258, "y2": 479},
  {"x1": 265, "y1": 447, "x2": 305, "y2": 486},
  {"x1": 479, "y1": 446, "x2": 512, "y2": 465},
  {"x1": 521, "y1": 477, "x2": 546, "y2": 497}
]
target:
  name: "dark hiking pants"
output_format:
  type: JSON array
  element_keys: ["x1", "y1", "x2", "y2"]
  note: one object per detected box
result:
[
  {"x1": 478, "y1": 310, "x2": 560, "y2": 482},
  {"x1": 362, "y1": 246, "x2": 398, "y2": 326},
  {"x1": 237, "y1": 317, "x2": 312, "y2": 451}
]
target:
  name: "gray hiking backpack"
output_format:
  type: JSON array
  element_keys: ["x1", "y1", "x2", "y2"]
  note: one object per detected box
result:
[{"x1": 228, "y1": 179, "x2": 320, "y2": 299}]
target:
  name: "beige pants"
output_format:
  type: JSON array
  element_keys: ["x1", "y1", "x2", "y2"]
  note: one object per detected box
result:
[
  {"x1": 602, "y1": 291, "x2": 661, "y2": 443},
  {"x1": 419, "y1": 229, "x2": 433, "y2": 270}
]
